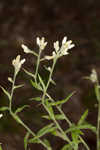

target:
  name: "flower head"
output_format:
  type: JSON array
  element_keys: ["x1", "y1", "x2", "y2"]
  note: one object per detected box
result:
[
  {"x1": 0, "y1": 114, "x2": 3, "y2": 118},
  {"x1": 45, "y1": 36, "x2": 75, "y2": 60},
  {"x1": 21, "y1": 44, "x2": 33, "y2": 54},
  {"x1": 90, "y1": 69, "x2": 98, "y2": 83},
  {"x1": 36, "y1": 37, "x2": 47, "y2": 50},
  {"x1": 12, "y1": 55, "x2": 25, "y2": 75}
]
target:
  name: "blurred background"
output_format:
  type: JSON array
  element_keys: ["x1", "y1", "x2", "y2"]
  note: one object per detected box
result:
[{"x1": 0, "y1": 0, "x2": 100, "y2": 149}]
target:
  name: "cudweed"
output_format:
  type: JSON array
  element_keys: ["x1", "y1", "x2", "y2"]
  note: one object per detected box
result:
[
  {"x1": 86, "y1": 69, "x2": 100, "y2": 150},
  {"x1": 0, "y1": 36, "x2": 96, "y2": 150}
]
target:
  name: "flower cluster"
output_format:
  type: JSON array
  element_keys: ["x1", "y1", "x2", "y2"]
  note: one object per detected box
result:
[
  {"x1": 36, "y1": 37, "x2": 47, "y2": 50},
  {"x1": 21, "y1": 44, "x2": 33, "y2": 54},
  {"x1": 45, "y1": 36, "x2": 75, "y2": 60},
  {"x1": 12, "y1": 55, "x2": 25, "y2": 75},
  {"x1": 90, "y1": 69, "x2": 98, "y2": 83}
]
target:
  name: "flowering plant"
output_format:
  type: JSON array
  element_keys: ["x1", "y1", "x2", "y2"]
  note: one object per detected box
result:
[{"x1": 0, "y1": 36, "x2": 99, "y2": 150}]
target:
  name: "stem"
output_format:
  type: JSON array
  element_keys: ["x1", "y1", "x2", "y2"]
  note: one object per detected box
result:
[
  {"x1": 10, "y1": 111, "x2": 49, "y2": 150},
  {"x1": 9, "y1": 71, "x2": 50, "y2": 150},
  {"x1": 46, "y1": 93, "x2": 90, "y2": 150},
  {"x1": 41, "y1": 57, "x2": 74, "y2": 148},
  {"x1": 9, "y1": 72, "x2": 16, "y2": 112},
  {"x1": 95, "y1": 84, "x2": 100, "y2": 150},
  {"x1": 35, "y1": 49, "x2": 42, "y2": 82},
  {"x1": 97, "y1": 100, "x2": 100, "y2": 150}
]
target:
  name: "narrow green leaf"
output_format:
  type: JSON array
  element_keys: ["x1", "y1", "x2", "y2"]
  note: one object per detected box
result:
[
  {"x1": 30, "y1": 80, "x2": 43, "y2": 91},
  {"x1": 24, "y1": 132, "x2": 30, "y2": 150},
  {"x1": 23, "y1": 69, "x2": 35, "y2": 79},
  {"x1": 30, "y1": 97, "x2": 42, "y2": 101},
  {"x1": 0, "y1": 85, "x2": 11, "y2": 100},
  {"x1": 0, "y1": 107, "x2": 9, "y2": 111},
  {"x1": 65, "y1": 124, "x2": 96, "y2": 134},
  {"x1": 14, "y1": 84, "x2": 24, "y2": 90},
  {"x1": 29, "y1": 123, "x2": 56, "y2": 143},
  {"x1": 0, "y1": 145, "x2": 3, "y2": 150},
  {"x1": 38, "y1": 74, "x2": 46, "y2": 90},
  {"x1": 42, "y1": 114, "x2": 65, "y2": 120},
  {"x1": 78, "y1": 110, "x2": 88, "y2": 125},
  {"x1": 15, "y1": 105, "x2": 29, "y2": 114},
  {"x1": 45, "y1": 100, "x2": 54, "y2": 119},
  {"x1": 37, "y1": 123, "x2": 55, "y2": 137},
  {"x1": 61, "y1": 144, "x2": 73, "y2": 150},
  {"x1": 95, "y1": 85, "x2": 100, "y2": 102},
  {"x1": 28, "y1": 138, "x2": 40, "y2": 144},
  {"x1": 49, "y1": 91, "x2": 75, "y2": 106},
  {"x1": 43, "y1": 139, "x2": 52, "y2": 150}
]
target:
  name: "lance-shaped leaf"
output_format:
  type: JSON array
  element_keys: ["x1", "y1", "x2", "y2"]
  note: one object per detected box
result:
[
  {"x1": 23, "y1": 68, "x2": 35, "y2": 79},
  {"x1": 0, "y1": 85, "x2": 11, "y2": 101},
  {"x1": 65, "y1": 123, "x2": 96, "y2": 134},
  {"x1": 49, "y1": 91, "x2": 75, "y2": 106},
  {"x1": 61, "y1": 144, "x2": 73, "y2": 150},
  {"x1": 42, "y1": 114, "x2": 65, "y2": 120},
  {"x1": 24, "y1": 132, "x2": 30, "y2": 150},
  {"x1": 14, "y1": 84, "x2": 24, "y2": 90},
  {"x1": 38, "y1": 74, "x2": 46, "y2": 91},
  {"x1": 30, "y1": 80, "x2": 43, "y2": 91},
  {"x1": 29, "y1": 123, "x2": 56, "y2": 143},
  {"x1": 0, "y1": 145, "x2": 3, "y2": 150},
  {"x1": 45, "y1": 100, "x2": 55, "y2": 119},
  {"x1": 43, "y1": 139, "x2": 52, "y2": 150},
  {"x1": 30, "y1": 97, "x2": 42, "y2": 102},
  {"x1": 0, "y1": 107, "x2": 9, "y2": 111},
  {"x1": 15, "y1": 105, "x2": 29, "y2": 114},
  {"x1": 78, "y1": 109, "x2": 88, "y2": 125}
]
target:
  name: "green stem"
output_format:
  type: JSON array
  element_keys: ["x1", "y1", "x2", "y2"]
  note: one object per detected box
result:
[
  {"x1": 9, "y1": 72, "x2": 16, "y2": 112},
  {"x1": 46, "y1": 93, "x2": 90, "y2": 150},
  {"x1": 97, "y1": 100, "x2": 100, "y2": 150},
  {"x1": 10, "y1": 111, "x2": 49, "y2": 150},
  {"x1": 9, "y1": 71, "x2": 50, "y2": 150},
  {"x1": 35, "y1": 49, "x2": 42, "y2": 82}
]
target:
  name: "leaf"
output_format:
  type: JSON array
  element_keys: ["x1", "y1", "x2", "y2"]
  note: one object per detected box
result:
[
  {"x1": 51, "y1": 130, "x2": 67, "y2": 141},
  {"x1": 24, "y1": 132, "x2": 30, "y2": 150},
  {"x1": 15, "y1": 105, "x2": 29, "y2": 114},
  {"x1": 14, "y1": 84, "x2": 24, "y2": 90},
  {"x1": 61, "y1": 144, "x2": 73, "y2": 150},
  {"x1": 95, "y1": 85, "x2": 100, "y2": 102},
  {"x1": 78, "y1": 110, "x2": 88, "y2": 125},
  {"x1": 30, "y1": 97, "x2": 42, "y2": 101},
  {"x1": 42, "y1": 114, "x2": 65, "y2": 120},
  {"x1": 29, "y1": 123, "x2": 56, "y2": 143},
  {"x1": 43, "y1": 139, "x2": 52, "y2": 150},
  {"x1": 23, "y1": 69, "x2": 35, "y2": 79},
  {"x1": 0, "y1": 145, "x2": 3, "y2": 150},
  {"x1": 45, "y1": 100, "x2": 54, "y2": 119},
  {"x1": 49, "y1": 91, "x2": 75, "y2": 106},
  {"x1": 0, "y1": 85, "x2": 11, "y2": 100},
  {"x1": 38, "y1": 74, "x2": 46, "y2": 91},
  {"x1": 37, "y1": 123, "x2": 55, "y2": 137},
  {"x1": 30, "y1": 80, "x2": 43, "y2": 91},
  {"x1": 0, "y1": 107, "x2": 9, "y2": 111},
  {"x1": 65, "y1": 124, "x2": 96, "y2": 134}
]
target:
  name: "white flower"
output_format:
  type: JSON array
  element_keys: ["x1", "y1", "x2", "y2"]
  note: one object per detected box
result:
[
  {"x1": 90, "y1": 69, "x2": 98, "y2": 83},
  {"x1": 12, "y1": 55, "x2": 25, "y2": 75},
  {"x1": 54, "y1": 41, "x2": 59, "y2": 52},
  {"x1": 21, "y1": 44, "x2": 33, "y2": 54},
  {"x1": 0, "y1": 114, "x2": 3, "y2": 118},
  {"x1": 45, "y1": 36, "x2": 75, "y2": 60},
  {"x1": 36, "y1": 37, "x2": 47, "y2": 50}
]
